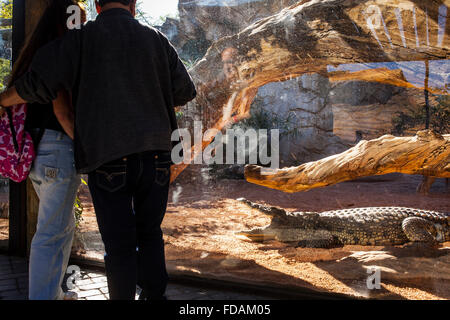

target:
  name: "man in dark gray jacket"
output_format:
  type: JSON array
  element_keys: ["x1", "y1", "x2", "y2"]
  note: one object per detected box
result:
[{"x1": 0, "y1": 0, "x2": 196, "y2": 300}]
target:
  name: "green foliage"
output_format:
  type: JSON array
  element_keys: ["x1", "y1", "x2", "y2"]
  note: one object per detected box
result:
[
  {"x1": 0, "y1": 0, "x2": 12, "y2": 90},
  {"x1": 180, "y1": 38, "x2": 211, "y2": 63},
  {"x1": 78, "y1": 0, "x2": 98, "y2": 21},
  {"x1": 0, "y1": 57, "x2": 10, "y2": 91},
  {"x1": 74, "y1": 196, "x2": 84, "y2": 227},
  {"x1": 135, "y1": 1, "x2": 178, "y2": 27},
  {"x1": 180, "y1": 58, "x2": 200, "y2": 70},
  {"x1": 175, "y1": 110, "x2": 184, "y2": 120},
  {"x1": 237, "y1": 97, "x2": 300, "y2": 138},
  {"x1": 209, "y1": 97, "x2": 301, "y2": 180},
  {"x1": 74, "y1": 178, "x2": 88, "y2": 227},
  {"x1": 0, "y1": 0, "x2": 12, "y2": 20},
  {"x1": 135, "y1": 1, "x2": 151, "y2": 26},
  {"x1": 392, "y1": 94, "x2": 450, "y2": 135}
]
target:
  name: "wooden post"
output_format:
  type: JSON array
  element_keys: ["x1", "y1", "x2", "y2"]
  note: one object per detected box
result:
[
  {"x1": 23, "y1": 0, "x2": 50, "y2": 255},
  {"x1": 8, "y1": 0, "x2": 49, "y2": 257},
  {"x1": 8, "y1": 0, "x2": 26, "y2": 257}
]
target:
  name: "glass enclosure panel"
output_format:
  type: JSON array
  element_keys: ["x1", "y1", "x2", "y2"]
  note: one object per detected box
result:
[
  {"x1": 74, "y1": 0, "x2": 450, "y2": 300},
  {"x1": 0, "y1": 0, "x2": 12, "y2": 251}
]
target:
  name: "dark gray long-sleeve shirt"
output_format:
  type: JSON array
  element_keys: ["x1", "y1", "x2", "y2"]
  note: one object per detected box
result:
[{"x1": 15, "y1": 8, "x2": 196, "y2": 173}]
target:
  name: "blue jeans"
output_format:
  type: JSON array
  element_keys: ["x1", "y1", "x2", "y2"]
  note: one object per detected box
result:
[
  {"x1": 28, "y1": 129, "x2": 81, "y2": 300},
  {"x1": 88, "y1": 151, "x2": 170, "y2": 300}
]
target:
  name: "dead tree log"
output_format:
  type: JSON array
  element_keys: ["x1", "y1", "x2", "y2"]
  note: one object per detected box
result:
[
  {"x1": 171, "y1": 0, "x2": 449, "y2": 182},
  {"x1": 244, "y1": 130, "x2": 450, "y2": 193}
]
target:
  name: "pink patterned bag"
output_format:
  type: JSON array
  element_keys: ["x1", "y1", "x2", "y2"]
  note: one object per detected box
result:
[{"x1": 0, "y1": 103, "x2": 36, "y2": 182}]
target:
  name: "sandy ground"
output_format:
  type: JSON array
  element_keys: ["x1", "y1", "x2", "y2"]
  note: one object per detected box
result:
[
  {"x1": 74, "y1": 168, "x2": 450, "y2": 300},
  {"x1": 0, "y1": 193, "x2": 9, "y2": 250},
  {"x1": 0, "y1": 218, "x2": 8, "y2": 250}
]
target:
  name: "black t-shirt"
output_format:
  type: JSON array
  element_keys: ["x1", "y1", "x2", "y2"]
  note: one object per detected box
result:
[{"x1": 26, "y1": 102, "x2": 64, "y2": 132}]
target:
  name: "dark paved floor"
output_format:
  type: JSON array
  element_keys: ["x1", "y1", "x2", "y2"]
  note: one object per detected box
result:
[{"x1": 0, "y1": 254, "x2": 271, "y2": 300}]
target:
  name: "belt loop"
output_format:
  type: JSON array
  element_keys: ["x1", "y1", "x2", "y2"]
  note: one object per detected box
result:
[{"x1": 57, "y1": 132, "x2": 64, "y2": 141}]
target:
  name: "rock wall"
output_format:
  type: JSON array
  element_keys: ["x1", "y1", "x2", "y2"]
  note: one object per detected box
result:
[
  {"x1": 255, "y1": 74, "x2": 349, "y2": 164},
  {"x1": 332, "y1": 87, "x2": 426, "y2": 143},
  {"x1": 254, "y1": 73, "x2": 415, "y2": 165},
  {"x1": 162, "y1": 0, "x2": 441, "y2": 167},
  {"x1": 160, "y1": 0, "x2": 297, "y2": 61}
]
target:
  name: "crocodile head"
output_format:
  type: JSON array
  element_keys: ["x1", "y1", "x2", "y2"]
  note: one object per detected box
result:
[
  {"x1": 236, "y1": 212, "x2": 329, "y2": 243},
  {"x1": 236, "y1": 225, "x2": 334, "y2": 243},
  {"x1": 236, "y1": 198, "x2": 326, "y2": 242},
  {"x1": 236, "y1": 226, "x2": 276, "y2": 242}
]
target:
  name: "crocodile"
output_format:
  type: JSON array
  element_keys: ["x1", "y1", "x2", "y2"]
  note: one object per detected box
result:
[{"x1": 236, "y1": 198, "x2": 450, "y2": 248}]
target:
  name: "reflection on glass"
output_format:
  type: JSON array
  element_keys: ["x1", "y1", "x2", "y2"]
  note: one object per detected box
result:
[
  {"x1": 395, "y1": 7, "x2": 407, "y2": 48},
  {"x1": 327, "y1": 60, "x2": 449, "y2": 94},
  {"x1": 413, "y1": 6, "x2": 420, "y2": 47},
  {"x1": 365, "y1": 5, "x2": 385, "y2": 49},
  {"x1": 73, "y1": 0, "x2": 449, "y2": 300},
  {"x1": 438, "y1": 4, "x2": 447, "y2": 47}
]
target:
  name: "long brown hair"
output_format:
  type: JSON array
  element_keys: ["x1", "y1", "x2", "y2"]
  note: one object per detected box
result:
[{"x1": 8, "y1": 0, "x2": 85, "y2": 87}]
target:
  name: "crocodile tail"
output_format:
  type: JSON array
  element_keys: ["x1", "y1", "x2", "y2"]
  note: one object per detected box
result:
[{"x1": 237, "y1": 198, "x2": 288, "y2": 217}]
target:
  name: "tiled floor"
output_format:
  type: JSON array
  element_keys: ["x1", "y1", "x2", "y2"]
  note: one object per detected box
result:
[
  {"x1": 0, "y1": 255, "x2": 270, "y2": 300},
  {"x1": 0, "y1": 255, "x2": 28, "y2": 300}
]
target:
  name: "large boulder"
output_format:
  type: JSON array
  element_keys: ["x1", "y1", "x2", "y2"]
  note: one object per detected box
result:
[
  {"x1": 255, "y1": 73, "x2": 350, "y2": 164},
  {"x1": 160, "y1": 0, "x2": 297, "y2": 61}
]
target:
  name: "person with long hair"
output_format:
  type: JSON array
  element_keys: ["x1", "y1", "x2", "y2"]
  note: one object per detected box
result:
[{"x1": 7, "y1": 0, "x2": 86, "y2": 300}]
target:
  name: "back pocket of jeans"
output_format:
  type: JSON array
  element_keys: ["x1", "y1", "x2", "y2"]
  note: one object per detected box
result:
[
  {"x1": 95, "y1": 164, "x2": 127, "y2": 192},
  {"x1": 155, "y1": 159, "x2": 171, "y2": 186}
]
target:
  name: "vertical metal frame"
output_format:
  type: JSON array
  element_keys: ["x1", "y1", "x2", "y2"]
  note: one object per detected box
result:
[{"x1": 8, "y1": 0, "x2": 27, "y2": 256}]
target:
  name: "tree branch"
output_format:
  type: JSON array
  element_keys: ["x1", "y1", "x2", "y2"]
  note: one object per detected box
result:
[{"x1": 245, "y1": 130, "x2": 450, "y2": 193}]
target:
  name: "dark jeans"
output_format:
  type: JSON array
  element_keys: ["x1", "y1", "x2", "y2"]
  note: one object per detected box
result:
[{"x1": 88, "y1": 151, "x2": 171, "y2": 300}]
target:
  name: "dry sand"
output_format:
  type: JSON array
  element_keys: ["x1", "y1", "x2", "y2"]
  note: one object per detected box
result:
[
  {"x1": 74, "y1": 168, "x2": 450, "y2": 300},
  {"x1": 0, "y1": 193, "x2": 9, "y2": 250}
]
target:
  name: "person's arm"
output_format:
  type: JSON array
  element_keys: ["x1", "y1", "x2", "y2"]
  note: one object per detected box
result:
[
  {"x1": 53, "y1": 90, "x2": 74, "y2": 140},
  {"x1": 164, "y1": 35, "x2": 197, "y2": 107},
  {"x1": 0, "y1": 87, "x2": 27, "y2": 116},
  {"x1": 13, "y1": 30, "x2": 81, "y2": 106}
]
